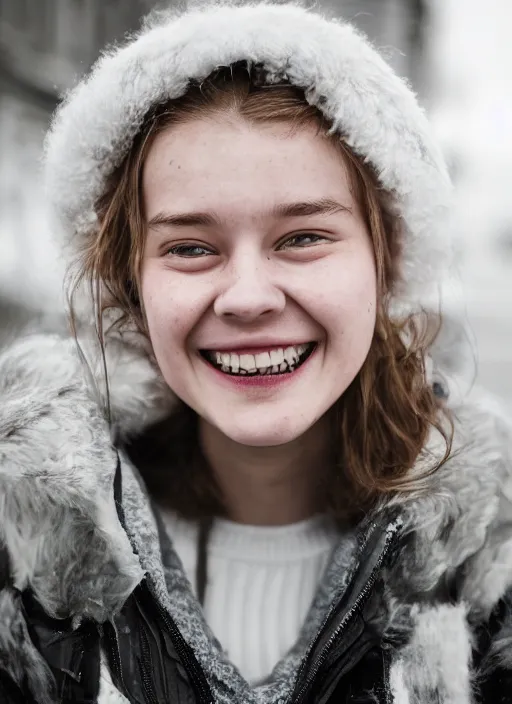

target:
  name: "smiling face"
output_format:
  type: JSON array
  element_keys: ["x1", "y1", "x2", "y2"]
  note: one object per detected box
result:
[{"x1": 140, "y1": 116, "x2": 377, "y2": 447}]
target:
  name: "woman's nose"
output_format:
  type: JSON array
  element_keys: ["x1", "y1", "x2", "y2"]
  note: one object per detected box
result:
[{"x1": 213, "y1": 260, "x2": 286, "y2": 322}]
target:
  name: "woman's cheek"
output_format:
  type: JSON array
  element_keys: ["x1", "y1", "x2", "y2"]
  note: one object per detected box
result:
[{"x1": 143, "y1": 276, "x2": 211, "y2": 350}]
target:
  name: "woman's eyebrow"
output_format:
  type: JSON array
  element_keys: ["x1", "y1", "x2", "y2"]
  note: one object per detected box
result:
[
  {"x1": 147, "y1": 198, "x2": 352, "y2": 229},
  {"x1": 274, "y1": 198, "x2": 352, "y2": 219}
]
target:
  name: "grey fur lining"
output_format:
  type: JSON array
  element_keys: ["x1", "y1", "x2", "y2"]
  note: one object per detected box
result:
[{"x1": 120, "y1": 454, "x2": 253, "y2": 704}]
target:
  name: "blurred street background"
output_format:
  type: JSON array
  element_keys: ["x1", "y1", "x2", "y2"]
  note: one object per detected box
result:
[{"x1": 1, "y1": 0, "x2": 511, "y2": 405}]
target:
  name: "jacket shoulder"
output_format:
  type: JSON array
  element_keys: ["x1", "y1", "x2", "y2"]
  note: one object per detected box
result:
[
  {"x1": 447, "y1": 384, "x2": 512, "y2": 615},
  {"x1": 386, "y1": 371, "x2": 512, "y2": 619},
  {"x1": 0, "y1": 338, "x2": 144, "y2": 625},
  {"x1": 0, "y1": 333, "x2": 146, "y2": 703}
]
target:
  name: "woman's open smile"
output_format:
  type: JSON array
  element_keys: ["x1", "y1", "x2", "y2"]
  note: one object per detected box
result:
[{"x1": 199, "y1": 341, "x2": 319, "y2": 387}]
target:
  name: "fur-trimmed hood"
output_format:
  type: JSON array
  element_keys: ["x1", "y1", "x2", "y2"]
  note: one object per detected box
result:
[
  {"x1": 44, "y1": 0, "x2": 452, "y2": 310},
  {"x1": 1, "y1": 332, "x2": 512, "y2": 704}
]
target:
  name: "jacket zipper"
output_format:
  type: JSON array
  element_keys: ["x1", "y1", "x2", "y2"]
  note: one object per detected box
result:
[
  {"x1": 291, "y1": 521, "x2": 399, "y2": 704},
  {"x1": 111, "y1": 456, "x2": 213, "y2": 703},
  {"x1": 152, "y1": 596, "x2": 214, "y2": 704},
  {"x1": 103, "y1": 620, "x2": 129, "y2": 697},
  {"x1": 104, "y1": 588, "x2": 213, "y2": 704},
  {"x1": 138, "y1": 621, "x2": 159, "y2": 704}
]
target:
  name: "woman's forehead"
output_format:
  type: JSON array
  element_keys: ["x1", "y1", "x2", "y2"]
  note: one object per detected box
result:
[{"x1": 142, "y1": 117, "x2": 354, "y2": 219}]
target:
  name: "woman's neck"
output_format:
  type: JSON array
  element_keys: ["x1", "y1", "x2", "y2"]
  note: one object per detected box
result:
[{"x1": 199, "y1": 414, "x2": 333, "y2": 526}]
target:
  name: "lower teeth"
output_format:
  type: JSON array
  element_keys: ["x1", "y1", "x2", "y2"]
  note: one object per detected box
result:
[{"x1": 221, "y1": 367, "x2": 295, "y2": 376}]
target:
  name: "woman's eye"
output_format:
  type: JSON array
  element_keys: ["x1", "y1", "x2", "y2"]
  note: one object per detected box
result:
[
  {"x1": 279, "y1": 233, "x2": 328, "y2": 249},
  {"x1": 165, "y1": 243, "x2": 214, "y2": 257}
]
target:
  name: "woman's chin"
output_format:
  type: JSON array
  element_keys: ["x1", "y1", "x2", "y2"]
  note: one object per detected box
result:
[{"x1": 217, "y1": 418, "x2": 310, "y2": 448}]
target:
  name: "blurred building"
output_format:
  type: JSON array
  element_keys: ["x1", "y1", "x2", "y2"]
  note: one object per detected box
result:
[
  {"x1": 0, "y1": 0, "x2": 153, "y2": 99},
  {"x1": 0, "y1": 0, "x2": 155, "y2": 336},
  {"x1": 332, "y1": 0, "x2": 429, "y2": 90},
  {"x1": 0, "y1": 0, "x2": 428, "y2": 102}
]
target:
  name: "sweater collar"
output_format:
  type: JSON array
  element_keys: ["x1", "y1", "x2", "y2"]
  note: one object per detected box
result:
[{"x1": 160, "y1": 508, "x2": 341, "y2": 563}]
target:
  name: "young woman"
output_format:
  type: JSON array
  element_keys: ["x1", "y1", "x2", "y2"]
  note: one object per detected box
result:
[{"x1": 1, "y1": 2, "x2": 511, "y2": 703}]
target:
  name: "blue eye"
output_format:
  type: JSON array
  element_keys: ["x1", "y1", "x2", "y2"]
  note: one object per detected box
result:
[{"x1": 166, "y1": 244, "x2": 214, "y2": 257}]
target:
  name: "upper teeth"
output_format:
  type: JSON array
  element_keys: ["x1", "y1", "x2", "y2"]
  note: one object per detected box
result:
[{"x1": 212, "y1": 344, "x2": 310, "y2": 373}]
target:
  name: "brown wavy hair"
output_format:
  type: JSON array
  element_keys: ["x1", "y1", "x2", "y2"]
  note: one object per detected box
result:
[{"x1": 70, "y1": 62, "x2": 452, "y2": 522}]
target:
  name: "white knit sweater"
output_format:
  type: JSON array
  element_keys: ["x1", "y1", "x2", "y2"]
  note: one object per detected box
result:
[{"x1": 160, "y1": 510, "x2": 341, "y2": 685}]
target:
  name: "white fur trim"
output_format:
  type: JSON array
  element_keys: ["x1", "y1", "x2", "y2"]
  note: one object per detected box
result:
[
  {"x1": 389, "y1": 660, "x2": 410, "y2": 704},
  {"x1": 391, "y1": 604, "x2": 474, "y2": 704},
  {"x1": 98, "y1": 650, "x2": 130, "y2": 704},
  {"x1": 0, "y1": 334, "x2": 146, "y2": 622},
  {"x1": 44, "y1": 0, "x2": 452, "y2": 308}
]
